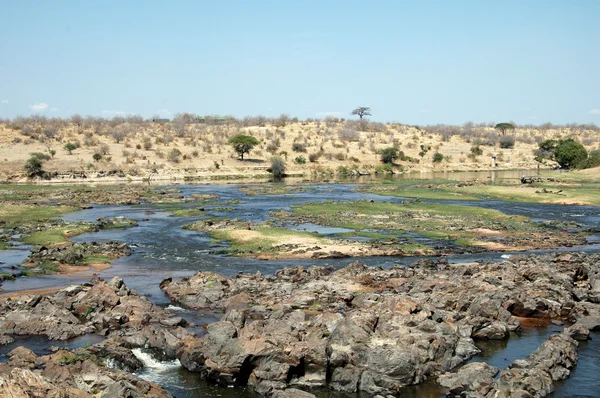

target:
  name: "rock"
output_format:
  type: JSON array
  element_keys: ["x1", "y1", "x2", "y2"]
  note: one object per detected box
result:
[
  {"x1": 0, "y1": 334, "x2": 14, "y2": 345},
  {"x1": 438, "y1": 362, "x2": 499, "y2": 396},
  {"x1": 565, "y1": 323, "x2": 590, "y2": 341},
  {"x1": 162, "y1": 253, "x2": 600, "y2": 395},
  {"x1": 272, "y1": 388, "x2": 317, "y2": 398}
]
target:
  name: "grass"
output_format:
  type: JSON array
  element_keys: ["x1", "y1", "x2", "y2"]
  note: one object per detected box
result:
[
  {"x1": 82, "y1": 254, "x2": 110, "y2": 264},
  {"x1": 363, "y1": 179, "x2": 600, "y2": 206},
  {"x1": 285, "y1": 200, "x2": 573, "y2": 251},
  {"x1": 22, "y1": 225, "x2": 94, "y2": 246},
  {"x1": 170, "y1": 208, "x2": 207, "y2": 217},
  {"x1": 0, "y1": 204, "x2": 79, "y2": 227},
  {"x1": 210, "y1": 227, "x2": 325, "y2": 256}
]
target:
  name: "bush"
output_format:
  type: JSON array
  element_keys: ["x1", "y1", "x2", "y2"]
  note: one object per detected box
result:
[
  {"x1": 168, "y1": 148, "x2": 182, "y2": 163},
  {"x1": 24, "y1": 153, "x2": 50, "y2": 177},
  {"x1": 583, "y1": 149, "x2": 600, "y2": 168},
  {"x1": 308, "y1": 152, "x2": 321, "y2": 162},
  {"x1": 470, "y1": 145, "x2": 483, "y2": 156},
  {"x1": 292, "y1": 142, "x2": 307, "y2": 153},
  {"x1": 432, "y1": 152, "x2": 444, "y2": 163},
  {"x1": 499, "y1": 136, "x2": 515, "y2": 149},
  {"x1": 379, "y1": 146, "x2": 400, "y2": 164},
  {"x1": 270, "y1": 156, "x2": 286, "y2": 178},
  {"x1": 64, "y1": 142, "x2": 77, "y2": 154},
  {"x1": 554, "y1": 139, "x2": 588, "y2": 169},
  {"x1": 295, "y1": 156, "x2": 306, "y2": 164},
  {"x1": 93, "y1": 153, "x2": 102, "y2": 162}
]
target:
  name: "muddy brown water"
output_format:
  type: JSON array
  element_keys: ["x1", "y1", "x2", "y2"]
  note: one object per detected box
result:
[{"x1": 1, "y1": 170, "x2": 599, "y2": 397}]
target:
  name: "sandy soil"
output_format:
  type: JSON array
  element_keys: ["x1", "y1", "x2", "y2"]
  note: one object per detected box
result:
[
  {"x1": 223, "y1": 229, "x2": 410, "y2": 260},
  {"x1": 2, "y1": 121, "x2": 595, "y2": 182}
]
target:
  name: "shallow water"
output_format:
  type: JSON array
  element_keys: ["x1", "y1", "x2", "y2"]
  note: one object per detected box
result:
[{"x1": 0, "y1": 171, "x2": 598, "y2": 397}]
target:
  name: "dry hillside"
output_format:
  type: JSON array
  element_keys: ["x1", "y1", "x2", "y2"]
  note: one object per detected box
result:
[{"x1": 0, "y1": 116, "x2": 598, "y2": 182}]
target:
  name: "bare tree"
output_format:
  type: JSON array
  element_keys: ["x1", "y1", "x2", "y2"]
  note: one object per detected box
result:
[{"x1": 351, "y1": 107, "x2": 371, "y2": 119}]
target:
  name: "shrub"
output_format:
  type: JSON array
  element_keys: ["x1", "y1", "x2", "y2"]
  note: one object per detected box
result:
[
  {"x1": 338, "y1": 128, "x2": 360, "y2": 142},
  {"x1": 270, "y1": 156, "x2": 286, "y2": 179},
  {"x1": 142, "y1": 137, "x2": 153, "y2": 150},
  {"x1": 24, "y1": 153, "x2": 50, "y2": 177},
  {"x1": 499, "y1": 136, "x2": 515, "y2": 149},
  {"x1": 93, "y1": 153, "x2": 102, "y2": 162},
  {"x1": 295, "y1": 156, "x2": 306, "y2": 164},
  {"x1": 308, "y1": 152, "x2": 321, "y2": 162},
  {"x1": 168, "y1": 148, "x2": 182, "y2": 163},
  {"x1": 64, "y1": 142, "x2": 77, "y2": 154},
  {"x1": 582, "y1": 149, "x2": 600, "y2": 168},
  {"x1": 379, "y1": 146, "x2": 400, "y2": 164},
  {"x1": 432, "y1": 152, "x2": 444, "y2": 163},
  {"x1": 292, "y1": 142, "x2": 307, "y2": 153},
  {"x1": 470, "y1": 145, "x2": 483, "y2": 156},
  {"x1": 334, "y1": 152, "x2": 346, "y2": 161}
]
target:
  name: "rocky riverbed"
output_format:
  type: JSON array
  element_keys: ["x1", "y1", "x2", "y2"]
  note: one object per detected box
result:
[
  {"x1": 0, "y1": 252, "x2": 598, "y2": 397},
  {"x1": 157, "y1": 252, "x2": 599, "y2": 396}
]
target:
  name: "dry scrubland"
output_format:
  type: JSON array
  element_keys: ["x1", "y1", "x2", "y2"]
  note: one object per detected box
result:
[{"x1": 0, "y1": 116, "x2": 599, "y2": 181}]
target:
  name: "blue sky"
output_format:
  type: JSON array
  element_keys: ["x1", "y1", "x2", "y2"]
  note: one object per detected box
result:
[{"x1": 0, "y1": 1, "x2": 598, "y2": 125}]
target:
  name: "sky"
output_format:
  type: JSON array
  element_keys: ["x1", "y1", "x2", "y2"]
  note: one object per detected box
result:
[{"x1": 0, "y1": 0, "x2": 599, "y2": 125}]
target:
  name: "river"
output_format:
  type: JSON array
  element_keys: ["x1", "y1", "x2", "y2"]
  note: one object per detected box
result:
[{"x1": 0, "y1": 170, "x2": 598, "y2": 397}]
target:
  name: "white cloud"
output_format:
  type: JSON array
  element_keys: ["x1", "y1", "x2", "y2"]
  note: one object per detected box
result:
[
  {"x1": 1, "y1": 100, "x2": 8, "y2": 104},
  {"x1": 156, "y1": 108, "x2": 172, "y2": 118},
  {"x1": 102, "y1": 110, "x2": 134, "y2": 117},
  {"x1": 590, "y1": 109, "x2": 600, "y2": 115},
  {"x1": 316, "y1": 111, "x2": 342, "y2": 117},
  {"x1": 29, "y1": 102, "x2": 49, "y2": 112}
]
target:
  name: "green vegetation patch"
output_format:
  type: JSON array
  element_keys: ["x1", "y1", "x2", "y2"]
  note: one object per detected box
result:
[
  {"x1": 210, "y1": 227, "x2": 325, "y2": 256},
  {"x1": 22, "y1": 225, "x2": 95, "y2": 246},
  {"x1": 363, "y1": 179, "x2": 600, "y2": 206},
  {"x1": 285, "y1": 200, "x2": 582, "y2": 251},
  {"x1": 0, "y1": 204, "x2": 79, "y2": 227},
  {"x1": 82, "y1": 254, "x2": 110, "y2": 264}
]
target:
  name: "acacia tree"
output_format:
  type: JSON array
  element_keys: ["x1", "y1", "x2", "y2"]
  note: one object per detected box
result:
[
  {"x1": 351, "y1": 107, "x2": 371, "y2": 119},
  {"x1": 494, "y1": 122, "x2": 515, "y2": 135},
  {"x1": 229, "y1": 134, "x2": 260, "y2": 160}
]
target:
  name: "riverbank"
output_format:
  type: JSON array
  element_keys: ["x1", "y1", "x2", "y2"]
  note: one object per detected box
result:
[{"x1": 2, "y1": 119, "x2": 598, "y2": 184}]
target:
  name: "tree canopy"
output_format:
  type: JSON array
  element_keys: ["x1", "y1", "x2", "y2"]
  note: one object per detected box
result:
[
  {"x1": 229, "y1": 134, "x2": 260, "y2": 160},
  {"x1": 351, "y1": 107, "x2": 371, "y2": 119},
  {"x1": 534, "y1": 138, "x2": 588, "y2": 169},
  {"x1": 494, "y1": 123, "x2": 515, "y2": 135}
]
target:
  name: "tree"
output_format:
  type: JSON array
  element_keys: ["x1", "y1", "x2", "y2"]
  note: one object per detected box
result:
[
  {"x1": 270, "y1": 156, "x2": 286, "y2": 179},
  {"x1": 554, "y1": 139, "x2": 587, "y2": 169},
  {"x1": 24, "y1": 152, "x2": 50, "y2": 178},
  {"x1": 229, "y1": 134, "x2": 260, "y2": 160},
  {"x1": 64, "y1": 142, "x2": 77, "y2": 154},
  {"x1": 379, "y1": 146, "x2": 400, "y2": 164},
  {"x1": 534, "y1": 139, "x2": 587, "y2": 169},
  {"x1": 351, "y1": 107, "x2": 371, "y2": 119},
  {"x1": 494, "y1": 123, "x2": 515, "y2": 135}
]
